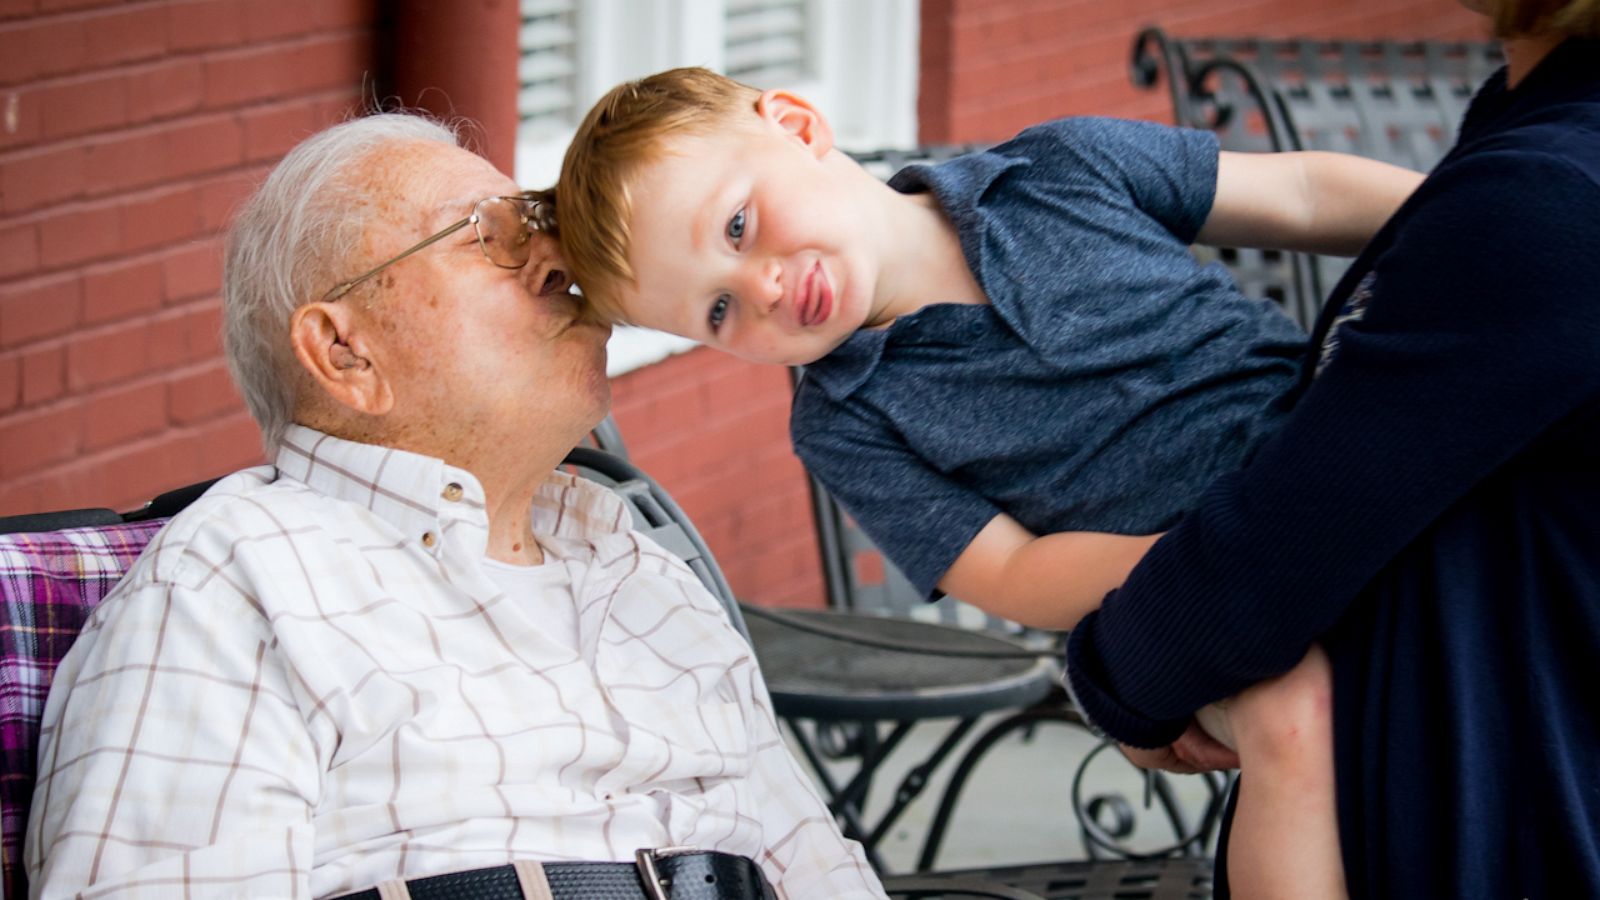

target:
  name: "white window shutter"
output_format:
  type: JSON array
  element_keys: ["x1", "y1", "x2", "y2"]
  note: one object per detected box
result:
[
  {"x1": 518, "y1": 0, "x2": 580, "y2": 138},
  {"x1": 724, "y1": 0, "x2": 809, "y2": 86}
]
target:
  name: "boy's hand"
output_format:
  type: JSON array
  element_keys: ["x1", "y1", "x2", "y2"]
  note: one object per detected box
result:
[{"x1": 1119, "y1": 719, "x2": 1240, "y2": 773}]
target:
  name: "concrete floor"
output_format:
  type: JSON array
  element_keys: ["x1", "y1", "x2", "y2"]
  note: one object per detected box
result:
[{"x1": 786, "y1": 711, "x2": 1228, "y2": 874}]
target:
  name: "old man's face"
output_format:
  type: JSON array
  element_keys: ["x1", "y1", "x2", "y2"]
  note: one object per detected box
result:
[{"x1": 349, "y1": 141, "x2": 612, "y2": 464}]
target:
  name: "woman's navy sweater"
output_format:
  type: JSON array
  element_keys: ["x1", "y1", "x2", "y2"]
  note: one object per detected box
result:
[{"x1": 1065, "y1": 39, "x2": 1600, "y2": 897}]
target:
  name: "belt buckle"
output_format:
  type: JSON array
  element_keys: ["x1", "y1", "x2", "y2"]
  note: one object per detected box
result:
[{"x1": 635, "y1": 846, "x2": 697, "y2": 900}]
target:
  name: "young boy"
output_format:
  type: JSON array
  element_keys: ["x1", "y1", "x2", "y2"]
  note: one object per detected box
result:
[{"x1": 556, "y1": 67, "x2": 1423, "y2": 898}]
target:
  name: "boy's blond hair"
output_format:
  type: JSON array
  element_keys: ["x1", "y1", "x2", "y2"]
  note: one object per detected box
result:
[
  {"x1": 557, "y1": 68, "x2": 761, "y2": 323},
  {"x1": 1492, "y1": 0, "x2": 1600, "y2": 37}
]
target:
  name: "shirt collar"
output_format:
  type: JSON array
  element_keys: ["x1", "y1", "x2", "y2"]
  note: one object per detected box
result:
[
  {"x1": 1457, "y1": 38, "x2": 1600, "y2": 149},
  {"x1": 801, "y1": 327, "x2": 893, "y2": 400},
  {"x1": 888, "y1": 150, "x2": 1022, "y2": 252},
  {"x1": 803, "y1": 146, "x2": 1033, "y2": 404},
  {"x1": 889, "y1": 149, "x2": 1023, "y2": 302},
  {"x1": 274, "y1": 425, "x2": 633, "y2": 552}
]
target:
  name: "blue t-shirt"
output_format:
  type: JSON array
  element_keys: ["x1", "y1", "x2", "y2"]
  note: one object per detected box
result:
[{"x1": 791, "y1": 116, "x2": 1307, "y2": 598}]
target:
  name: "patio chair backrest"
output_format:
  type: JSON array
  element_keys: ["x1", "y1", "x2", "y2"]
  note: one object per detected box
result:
[
  {"x1": 1131, "y1": 29, "x2": 1503, "y2": 328},
  {"x1": 562, "y1": 447, "x2": 752, "y2": 645},
  {"x1": 0, "y1": 447, "x2": 744, "y2": 900}
]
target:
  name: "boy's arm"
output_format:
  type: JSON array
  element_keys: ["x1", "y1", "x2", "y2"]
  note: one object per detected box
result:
[
  {"x1": 1197, "y1": 150, "x2": 1424, "y2": 257},
  {"x1": 939, "y1": 513, "x2": 1160, "y2": 630}
]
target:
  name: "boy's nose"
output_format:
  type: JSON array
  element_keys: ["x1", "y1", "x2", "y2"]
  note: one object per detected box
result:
[{"x1": 749, "y1": 259, "x2": 784, "y2": 313}]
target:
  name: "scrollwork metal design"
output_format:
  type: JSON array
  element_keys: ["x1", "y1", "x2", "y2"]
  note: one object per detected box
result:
[{"x1": 913, "y1": 706, "x2": 1233, "y2": 871}]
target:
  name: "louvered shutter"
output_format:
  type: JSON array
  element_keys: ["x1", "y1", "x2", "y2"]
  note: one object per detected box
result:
[
  {"x1": 518, "y1": 0, "x2": 579, "y2": 138},
  {"x1": 724, "y1": 0, "x2": 809, "y2": 86}
]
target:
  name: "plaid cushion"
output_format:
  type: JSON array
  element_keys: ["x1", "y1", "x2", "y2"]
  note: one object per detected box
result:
[{"x1": 0, "y1": 520, "x2": 164, "y2": 900}]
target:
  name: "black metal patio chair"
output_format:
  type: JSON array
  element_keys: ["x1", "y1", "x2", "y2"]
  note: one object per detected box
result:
[{"x1": 1130, "y1": 28, "x2": 1503, "y2": 328}]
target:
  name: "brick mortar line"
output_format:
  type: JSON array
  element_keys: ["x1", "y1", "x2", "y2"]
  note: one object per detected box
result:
[
  {"x1": 0, "y1": 88, "x2": 356, "y2": 161},
  {"x1": 0, "y1": 95, "x2": 356, "y2": 216},
  {"x1": 0, "y1": 155, "x2": 272, "y2": 218},
  {"x1": 1, "y1": 293, "x2": 218, "y2": 352},
  {"x1": 0, "y1": 231, "x2": 223, "y2": 288},
  {"x1": 0, "y1": 25, "x2": 375, "y2": 92},
  {"x1": 0, "y1": 0, "x2": 180, "y2": 28},
  {"x1": 6, "y1": 413, "x2": 255, "y2": 487},
  {"x1": 0, "y1": 82, "x2": 366, "y2": 157}
]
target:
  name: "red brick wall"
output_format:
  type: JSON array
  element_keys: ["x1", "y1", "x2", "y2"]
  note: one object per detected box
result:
[
  {"x1": 0, "y1": 0, "x2": 376, "y2": 515},
  {"x1": 920, "y1": 0, "x2": 1488, "y2": 142}
]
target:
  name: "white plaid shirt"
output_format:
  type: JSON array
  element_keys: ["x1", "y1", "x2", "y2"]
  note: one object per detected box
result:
[{"x1": 26, "y1": 426, "x2": 884, "y2": 899}]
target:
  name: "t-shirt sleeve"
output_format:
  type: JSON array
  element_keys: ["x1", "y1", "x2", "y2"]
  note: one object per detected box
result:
[
  {"x1": 1008, "y1": 116, "x2": 1220, "y2": 243},
  {"x1": 792, "y1": 392, "x2": 1002, "y2": 600}
]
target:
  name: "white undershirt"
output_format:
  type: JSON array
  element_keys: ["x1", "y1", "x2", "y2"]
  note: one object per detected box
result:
[{"x1": 481, "y1": 556, "x2": 579, "y2": 652}]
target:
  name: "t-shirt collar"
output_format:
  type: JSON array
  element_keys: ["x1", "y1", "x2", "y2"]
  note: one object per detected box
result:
[
  {"x1": 800, "y1": 327, "x2": 893, "y2": 400},
  {"x1": 804, "y1": 150, "x2": 1025, "y2": 403}
]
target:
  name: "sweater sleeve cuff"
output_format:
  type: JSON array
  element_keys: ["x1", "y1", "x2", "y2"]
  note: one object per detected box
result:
[{"x1": 1063, "y1": 611, "x2": 1190, "y2": 749}]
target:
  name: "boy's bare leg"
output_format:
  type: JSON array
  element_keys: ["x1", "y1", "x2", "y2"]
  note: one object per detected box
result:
[{"x1": 1223, "y1": 644, "x2": 1346, "y2": 900}]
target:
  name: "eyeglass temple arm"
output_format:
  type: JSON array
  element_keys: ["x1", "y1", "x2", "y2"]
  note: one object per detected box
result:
[{"x1": 322, "y1": 215, "x2": 474, "y2": 301}]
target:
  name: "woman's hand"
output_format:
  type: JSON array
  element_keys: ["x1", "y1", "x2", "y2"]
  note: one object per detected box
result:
[{"x1": 1119, "y1": 718, "x2": 1241, "y2": 774}]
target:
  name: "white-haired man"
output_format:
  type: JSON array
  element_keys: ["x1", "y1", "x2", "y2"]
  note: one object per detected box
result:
[{"x1": 25, "y1": 114, "x2": 884, "y2": 900}]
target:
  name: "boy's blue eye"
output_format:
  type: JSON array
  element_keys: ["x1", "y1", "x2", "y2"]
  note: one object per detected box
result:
[
  {"x1": 726, "y1": 208, "x2": 746, "y2": 246},
  {"x1": 709, "y1": 294, "x2": 730, "y2": 333}
]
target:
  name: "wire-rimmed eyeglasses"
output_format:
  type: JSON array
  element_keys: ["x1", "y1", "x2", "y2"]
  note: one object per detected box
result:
[{"x1": 322, "y1": 193, "x2": 549, "y2": 302}]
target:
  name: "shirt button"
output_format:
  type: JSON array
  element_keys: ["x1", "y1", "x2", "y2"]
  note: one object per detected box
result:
[
  {"x1": 421, "y1": 531, "x2": 437, "y2": 548},
  {"x1": 442, "y1": 482, "x2": 464, "y2": 502}
]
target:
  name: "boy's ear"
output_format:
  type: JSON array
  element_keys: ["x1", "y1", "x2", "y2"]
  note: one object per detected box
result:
[
  {"x1": 289, "y1": 301, "x2": 394, "y2": 417},
  {"x1": 756, "y1": 89, "x2": 833, "y2": 158}
]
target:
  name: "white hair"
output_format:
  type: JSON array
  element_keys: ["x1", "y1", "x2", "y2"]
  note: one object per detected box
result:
[{"x1": 221, "y1": 113, "x2": 460, "y2": 454}]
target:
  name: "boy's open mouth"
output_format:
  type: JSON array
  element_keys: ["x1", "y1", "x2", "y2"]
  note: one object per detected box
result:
[{"x1": 799, "y1": 261, "x2": 832, "y2": 327}]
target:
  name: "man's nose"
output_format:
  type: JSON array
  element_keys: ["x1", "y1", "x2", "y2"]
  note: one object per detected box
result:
[{"x1": 524, "y1": 231, "x2": 572, "y2": 295}]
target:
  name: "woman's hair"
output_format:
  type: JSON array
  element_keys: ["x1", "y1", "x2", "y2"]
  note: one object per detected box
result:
[
  {"x1": 555, "y1": 67, "x2": 761, "y2": 324},
  {"x1": 221, "y1": 113, "x2": 459, "y2": 454},
  {"x1": 1492, "y1": 0, "x2": 1600, "y2": 38}
]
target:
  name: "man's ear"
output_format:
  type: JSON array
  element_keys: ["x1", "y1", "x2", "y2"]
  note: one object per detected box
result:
[
  {"x1": 289, "y1": 302, "x2": 394, "y2": 416},
  {"x1": 756, "y1": 89, "x2": 834, "y2": 158}
]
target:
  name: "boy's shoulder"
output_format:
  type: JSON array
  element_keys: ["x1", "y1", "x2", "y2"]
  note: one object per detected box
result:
[
  {"x1": 891, "y1": 115, "x2": 1217, "y2": 217},
  {"x1": 995, "y1": 115, "x2": 1215, "y2": 167}
]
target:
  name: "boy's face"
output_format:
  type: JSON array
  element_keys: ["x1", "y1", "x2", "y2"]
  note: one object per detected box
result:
[{"x1": 614, "y1": 92, "x2": 887, "y2": 366}]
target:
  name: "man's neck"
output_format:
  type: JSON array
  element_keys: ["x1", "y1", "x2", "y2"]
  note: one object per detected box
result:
[
  {"x1": 483, "y1": 494, "x2": 544, "y2": 565},
  {"x1": 866, "y1": 188, "x2": 989, "y2": 327},
  {"x1": 473, "y1": 455, "x2": 560, "y2": 566}
]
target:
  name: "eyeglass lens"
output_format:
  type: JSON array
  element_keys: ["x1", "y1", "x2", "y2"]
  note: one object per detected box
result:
[{"x1": 473, "y1": 197, "x2": 538, "y2": 268}]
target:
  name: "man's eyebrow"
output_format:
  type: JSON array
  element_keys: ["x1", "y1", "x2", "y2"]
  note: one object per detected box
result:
[{"x1": 429, "y1": 196, "x2": 478, "y2": 223}]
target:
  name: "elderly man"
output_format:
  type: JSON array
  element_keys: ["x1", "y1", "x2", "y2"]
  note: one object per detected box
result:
[{"x1": 25, "y1": 114, "x2": 884, "y2": 900}]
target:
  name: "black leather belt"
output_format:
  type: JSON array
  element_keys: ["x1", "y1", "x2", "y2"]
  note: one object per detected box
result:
[{"x1": 336, "y1": 849, "x2": 776, "y2": 900}]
